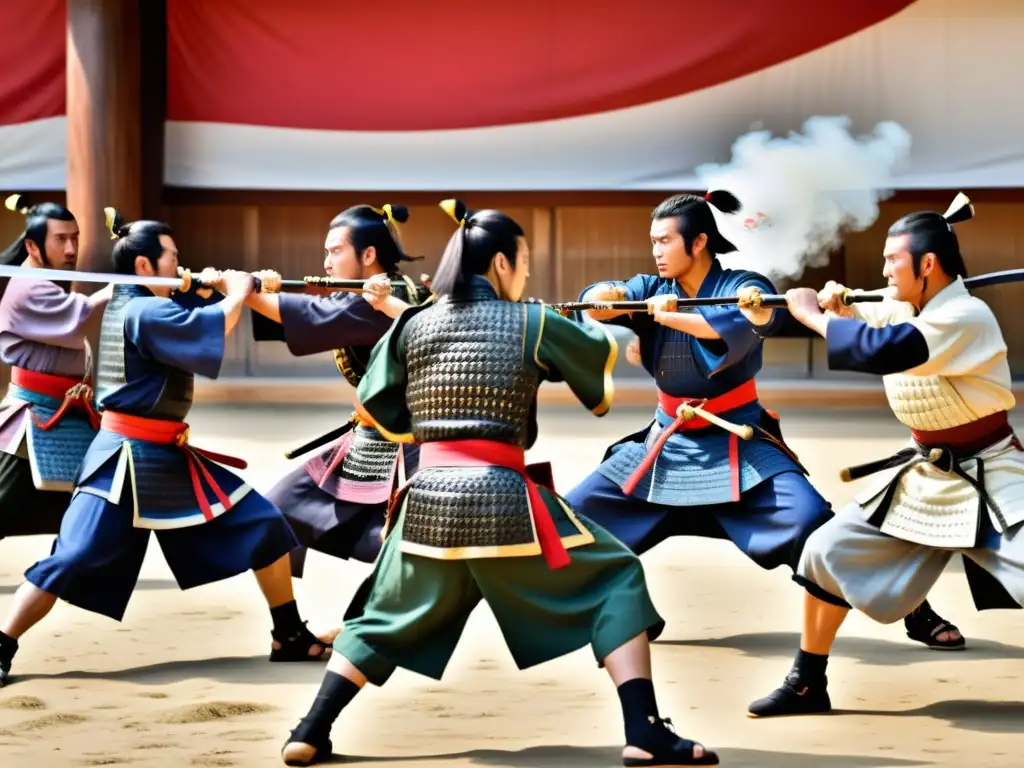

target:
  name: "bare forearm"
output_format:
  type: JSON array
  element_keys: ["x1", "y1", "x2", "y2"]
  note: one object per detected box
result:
[
  {"x1": 245, "y1": 293, "x2": 282, "y2": 323},
  {"x1": 654, "y1": 311, "x2": 721, "y2": 339},
  {"x1": 802, "y1": 312, "x2": 830, "y2": 339},
  {"x1": 220, "y1": 295, "x2": 247, "y2": 337},
  {"x1": 582, "y1": 285, "x2": 630, "y2": 321},
  {"x1": 377, "y1": 296, "x2": 410, "y2": 320}
]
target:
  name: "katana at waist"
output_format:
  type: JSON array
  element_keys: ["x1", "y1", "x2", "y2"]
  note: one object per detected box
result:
[
  {"x1": 912, "y1": 411, "x2": 1014, "y2": 458},
  {"x1": 657, "y1": 379, "x2": 758, "y2": 430}
]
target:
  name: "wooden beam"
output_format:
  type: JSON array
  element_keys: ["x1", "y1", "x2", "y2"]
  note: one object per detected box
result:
[
  {"x1": 162, "y1": 187, "x2": 1024, "y2": 209},
  {"x1": 66, "y1": 0, "x2": 143, "y2": 288}
]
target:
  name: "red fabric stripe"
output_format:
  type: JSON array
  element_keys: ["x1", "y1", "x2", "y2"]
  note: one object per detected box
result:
[
  {"x1": 166, "y1": 0, "x2": 914, "y2": 132},
  {"x1": 622, "y1": 380, "x2": 758, "y2": 495},
  {"x1": 417, "y1": 440, "x2": 570, "y2": 570},
  {"x1": 13, "y1": 367, "x2": 101, "y2": 431},
  {"x1": 0, "y1": 0, "x2": 66, "y2": 126},
  {"x1": 912, "y1": 411, "x2": 1013, "y2": 454},
  {"x1": 12, "y1": 367, "x2": 80, "y2": 399},
  {"x1": 101, "y1": 411, "x2": 245, "y2": 520},
  {"x1": 729, "y1": 434, "x2": 740, "y2": 502}
]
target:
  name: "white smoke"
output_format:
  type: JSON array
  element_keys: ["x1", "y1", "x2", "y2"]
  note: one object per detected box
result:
[{"x1": 697, "y1": 116, "x2": 912, "y2": 283}]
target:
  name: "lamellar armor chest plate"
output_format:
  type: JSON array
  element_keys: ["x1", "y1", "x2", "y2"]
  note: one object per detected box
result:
[
  {"x1": 399, "y1": 298, "x2": 542, "y2": 553},
  {"x1": 96, "y1": 285, "x2": 194, "y2": 421}
]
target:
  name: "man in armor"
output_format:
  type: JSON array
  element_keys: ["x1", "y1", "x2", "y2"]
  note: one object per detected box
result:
[
  {"x1": 564, "y1": 190, "x2": 963, "y2": 651},
  {"x1": 0, "y1": 195, "x2": 111, "y2": 546},
  {"x1": 281, "y1": 200, "x2": 719, "y2": 767},
  {"x1": 750, "y1": 193, "x2": 1022, "y2": 718},
  {"x1": 245, "y1": 203, "x2": 431, "y2": 662},
  {"x1": 0, "y1": 210, "x2": 299, "y2": 686}
]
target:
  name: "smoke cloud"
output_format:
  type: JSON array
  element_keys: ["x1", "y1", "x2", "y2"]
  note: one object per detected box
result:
[{"x1": 697, "y1": 116, "x2": 912, "y2": 283}]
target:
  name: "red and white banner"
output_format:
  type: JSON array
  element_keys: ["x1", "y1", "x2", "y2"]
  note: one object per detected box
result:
[
  {"x1": 4, "y1": 1, "x2": 1024, "y2": 191},
  {"x1": 161, "y1": 0, "x2": 1024, "y2": 190},
  {"x1": 0, "y1": 0, "x2": 66, "y2": 190}
]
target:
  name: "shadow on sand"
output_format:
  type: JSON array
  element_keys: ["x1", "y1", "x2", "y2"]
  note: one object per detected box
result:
[
  {"x1": 0, "y1": 578, "x2": 180, "y2": 595},
  {"x1": 309, "y1": 745, "x2": 933, "y2": 767},
  {"x1": 839, "y1": 699, "x2": 1024, "y2": 734},
  {"x1": 658, "y1": 631, "x2": 1024, "y2": 666},
  {"x1": 15, "y1": 653, "x2": 327, "y2": 687}
]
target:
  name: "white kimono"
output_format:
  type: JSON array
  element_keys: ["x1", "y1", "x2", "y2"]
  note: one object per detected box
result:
[{"x1": 841, "y1": 279, "x2": 1022, "y2": 548}]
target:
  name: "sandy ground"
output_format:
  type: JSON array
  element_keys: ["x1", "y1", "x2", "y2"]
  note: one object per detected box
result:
[{"x1": 1, "y1": 404, "x2": 1023, "y2": 768}]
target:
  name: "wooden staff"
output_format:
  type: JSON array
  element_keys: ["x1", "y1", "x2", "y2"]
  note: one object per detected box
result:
[
  {"x1": 677, "y1": 403, "x2": 754, "y2": 440},
  {"x1": 550, "y1": 291, "x2": 885, "y2": 314}
]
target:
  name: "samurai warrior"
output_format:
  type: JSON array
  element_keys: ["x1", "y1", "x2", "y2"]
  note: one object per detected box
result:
[
  {"x1": 245, "y1": 203, "x2": 431, "y2": 661},
  {"x1": 565, "y1": 191, "x2": 963, "y2": 650},
  {"x1": 751, "y1": 194, "x2": 1022, "y2": 718},
  {"x1": 0, "y1": 211, "x2": 299, "y2": 685},
  {"x1": 0, "y1": 195, "x2": 111, "y2": 544},
  {"x1": 280, "y1": 200, "x2": 719, "y2": 767}
]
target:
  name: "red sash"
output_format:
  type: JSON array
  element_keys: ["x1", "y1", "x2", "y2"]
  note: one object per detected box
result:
[
  {"x1": 11, "y1": 366, "x2": 101, "y2": 430},
  {"x1": 912, "y1": 411, "x2": 1018, "y2": 456},
  {"x1": 101, "y1": 411, "x2": 247, "y2": 522},
  {"x1": 622, "y1": 379, "x2": 759, "y2": 500},
  {"x1": 413, "y1": 439, "x2": 570, "y2": 570}
]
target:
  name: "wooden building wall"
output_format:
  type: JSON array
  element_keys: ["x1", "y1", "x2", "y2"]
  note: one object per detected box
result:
[{"x1": 3, "y1": 190, "x2": 1023, "y2": 383}]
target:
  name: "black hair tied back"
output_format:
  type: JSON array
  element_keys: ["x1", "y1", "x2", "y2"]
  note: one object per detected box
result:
[{"x1": 704, "y1": 189, "x2": 742, "y2": 215}]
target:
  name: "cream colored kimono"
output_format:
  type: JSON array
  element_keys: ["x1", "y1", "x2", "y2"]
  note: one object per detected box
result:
[{"x1": 842, "y1": 278, "x2": 1022, "y2": 548}]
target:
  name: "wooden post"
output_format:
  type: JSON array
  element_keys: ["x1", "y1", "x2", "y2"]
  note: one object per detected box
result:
[{"x1": 66, "y1": 0, "x2": 146, "y2": 290}]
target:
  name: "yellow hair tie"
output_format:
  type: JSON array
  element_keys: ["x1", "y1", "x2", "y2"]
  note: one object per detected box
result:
[
  {"x1": 4, "y1": 193, "x2": 28, "y2": 215},
  {"x1": 371, "y1": 204, "x2": 397, "y2": 224},
  {"x1": 103, "y1": 207, "x2": 119, "y2": 239},
  {"x1": 439, "y1": 198, "x2": 467, "y2": 227}
]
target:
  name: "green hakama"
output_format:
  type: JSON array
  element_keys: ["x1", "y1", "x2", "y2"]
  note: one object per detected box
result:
[{"x1": 336, "y1": 295, "x2": 664, "y2": 684}]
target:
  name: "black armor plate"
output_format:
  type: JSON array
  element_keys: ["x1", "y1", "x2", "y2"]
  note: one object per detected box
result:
[
  {"x1": 398, "y1": 291, "x2": 543, "y2": 552},
  {"x1": 402, "y1": 298, "x2": 538, "y2": 446},
  {"x1": 339, "y1": 425, "x2": 401, "y2": 483},
  {"x1": 96, "y1": 285, "x2": 194, "y2": 421}
]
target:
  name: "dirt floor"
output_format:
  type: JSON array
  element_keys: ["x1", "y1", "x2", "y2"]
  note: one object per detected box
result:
[{"x1": 0, "y1": 404, "x2": 1022, "y2": 768}]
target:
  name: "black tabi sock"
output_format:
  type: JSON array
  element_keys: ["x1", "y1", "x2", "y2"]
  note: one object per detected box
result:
[
  {"x1": 793, "y1": 649, "x2": 828, "y2": 681},
  {"x1": 270, "y1": 600, "x2": 304, "y2": 637},
  {"x1": 0, "y1": 630, "x2": 17, "y2": 658},
  {"x1": 292, "y1": 671, "x2": 361, "y2": 744},
  {"x1": 617, "y1": 678, "x2": 660, "y2": 746}
]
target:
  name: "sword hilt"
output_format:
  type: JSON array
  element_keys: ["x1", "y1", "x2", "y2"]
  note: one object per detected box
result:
[{"x1": 178, "y1": 267, "x2": 264, "y2": 295}]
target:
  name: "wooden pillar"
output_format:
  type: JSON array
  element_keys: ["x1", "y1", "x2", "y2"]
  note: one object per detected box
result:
[{"x1": 66, "y1": 0, "x2": 163, "y2": 290}]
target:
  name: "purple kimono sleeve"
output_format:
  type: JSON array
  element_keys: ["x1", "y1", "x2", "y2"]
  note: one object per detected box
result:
[
  {"x1": 277, "y1": 292, "x2": 392, "y2": 357},
  {"x1": 6, "y1": 281, "x2": 93, "y2": 348}
]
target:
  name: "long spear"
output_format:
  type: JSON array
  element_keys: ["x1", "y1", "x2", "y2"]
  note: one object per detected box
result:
[
  {"x1": 0, "y1": 265, "x2": 430, "y2": 294},
  {"x1": 550, "y1": 268, "x2": 1024, "y2": 313}
]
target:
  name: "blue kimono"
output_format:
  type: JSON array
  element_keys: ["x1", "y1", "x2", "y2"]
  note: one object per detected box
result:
[
  {"x1": 564, "y1": 261, "x2": 832, "y2": 572},
  {"x1": 24, "y1": 285, "x2": 298, "y2": 621}
]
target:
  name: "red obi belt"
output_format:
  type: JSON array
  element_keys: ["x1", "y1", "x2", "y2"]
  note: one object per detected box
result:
[
  {"x1": 622, "y1": 379, "x2": 759, "y2": 501},
  {"x1": 101, "y1": 411, "x2": 247, "y2": 522},
  {"x1": 411, "y1": 439, "x2": 570, "y2": 570},
  {"x1": 11, "y1": 367, "x2": 101, "y2": 430},
  {"x1": 912, "y1": 411, "x2": 1017, "y2": 456}
]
